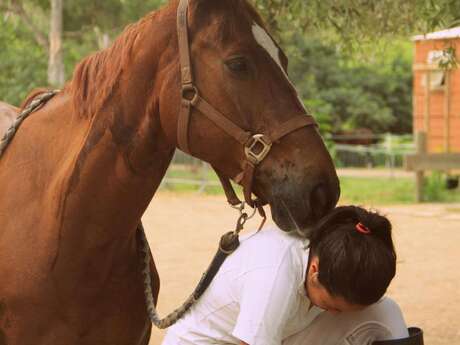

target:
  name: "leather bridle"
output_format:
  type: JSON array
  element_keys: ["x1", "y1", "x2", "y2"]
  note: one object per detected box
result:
[{"x1": 176, "y1": 0, "x2": 317, "y2": 210}]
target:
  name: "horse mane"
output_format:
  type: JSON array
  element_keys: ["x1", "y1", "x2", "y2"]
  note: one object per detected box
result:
[{"x1": 66, "y1": 11, "x2": 159, "y2": 118}]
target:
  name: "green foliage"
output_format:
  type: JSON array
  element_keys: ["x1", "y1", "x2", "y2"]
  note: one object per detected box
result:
[
  {"x1": 252, "y1": 0, "x2": 460, "y2": 47},
  {"x1": 61, "y1": 0, "x2": 165, "y2": 33},
  {"x1": 424, "y1": 172, "x2": 460, "y2": 203},
  {"x1": 0, "y1": 16, "x2": 47, "y2": 106},
  {"x1": 0, "y1": 0, "x2": 166, "y2": 105},
  {"x1": 287, "y1": 35, "x2": 413, "y2": 134},
  {"x1": 20, "y1": 0, "x2": 166, "y2": 32},
  {"x1": 424, "y1": 172, "x2": 445, "y2": 202}
]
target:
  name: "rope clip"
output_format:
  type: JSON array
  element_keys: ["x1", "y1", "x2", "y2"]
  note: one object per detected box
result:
[{"x1": 231, "y1": 201, "x2": 257, "y2": 221}]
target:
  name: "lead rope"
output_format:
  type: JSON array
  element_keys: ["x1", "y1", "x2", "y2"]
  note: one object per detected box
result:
[
  {"x1": 139, "y1": 203, "x2": 265, "y2": 329},
  {"x1": 0, "y1": 90, "x2": 59, "y2": 156}
]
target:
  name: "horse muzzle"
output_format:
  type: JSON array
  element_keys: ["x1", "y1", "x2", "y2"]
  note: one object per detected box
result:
[{"x1": 265, "y1": 175, "x2": 340, "y2": 233}]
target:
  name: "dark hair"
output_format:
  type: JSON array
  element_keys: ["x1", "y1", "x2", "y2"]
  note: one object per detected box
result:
[{"x1": 308, "y1": 206, "x2": 396, "y2": 306}]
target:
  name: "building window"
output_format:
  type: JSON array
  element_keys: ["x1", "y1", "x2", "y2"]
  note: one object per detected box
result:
[{"x1": 421, "y1": 50, "x2": 456, "y2": 91}]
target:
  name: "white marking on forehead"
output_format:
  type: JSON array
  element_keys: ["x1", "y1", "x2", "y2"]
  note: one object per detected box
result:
[
  {"x1": 252, "y1": 23, "x2": 284, "y2": 71},
  {"x1": 251, "y1": 23, "x2": 306, "y2": 111}
]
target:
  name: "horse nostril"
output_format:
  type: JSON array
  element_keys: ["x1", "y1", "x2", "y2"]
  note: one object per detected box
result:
[{"x1": 310, "y1": 183, "x2": 332, "y2": 220}]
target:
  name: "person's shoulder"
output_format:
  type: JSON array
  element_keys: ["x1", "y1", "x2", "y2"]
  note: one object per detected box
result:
[
  {"x1": 240, "y1": 225, "x2": 309, "y2": 251},
  {"x1": 365, "y1": 297, "x2": 409, "y2": 338},
  {"x1": 237, "y1": 225, "x2": 309, "y2": 268}
]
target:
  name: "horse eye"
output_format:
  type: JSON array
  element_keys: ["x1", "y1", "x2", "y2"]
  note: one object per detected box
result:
[{"x1": 225, "y1": 57, "x2": 249, "y2": 73}]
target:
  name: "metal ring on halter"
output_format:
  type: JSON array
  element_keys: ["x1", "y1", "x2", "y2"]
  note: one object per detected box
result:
[
  {"x1": 231, "y1": 202, "x2": 245, "y2": 213},
  {"x1": 181, "y1": 84, "x2": 199, "y2": 105},
  {"x1": 231, "y1": 201, "x2": 257, "y2": 220}
]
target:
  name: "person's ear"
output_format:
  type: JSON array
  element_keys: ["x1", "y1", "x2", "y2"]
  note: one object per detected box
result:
[
  {"x1": 308, "y1": 256, "x2": 320, "y2": 283},
  {"x1": 309, "y1": 256, "x2": 319, "y2": 275}
]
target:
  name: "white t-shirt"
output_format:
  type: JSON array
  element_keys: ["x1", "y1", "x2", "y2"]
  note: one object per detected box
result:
[{"x1": 162, "y1": 226, "x2": 323, "y2": 345}]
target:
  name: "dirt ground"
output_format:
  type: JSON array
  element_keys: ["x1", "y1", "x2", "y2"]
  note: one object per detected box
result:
[{"x1": 143, "y1": 192, "x2": 460, "y2": 345}]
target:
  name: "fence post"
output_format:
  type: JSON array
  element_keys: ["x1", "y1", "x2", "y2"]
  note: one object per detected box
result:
[
  {"x1": 198, "y1": 160, "x2": 208, "y2": 193},
  {"x1": 415, "y1": 132, "x2": 427, "y2": 202},
  {"x1": 385, "y1": 133, "x2": 396, "y2": 178}
]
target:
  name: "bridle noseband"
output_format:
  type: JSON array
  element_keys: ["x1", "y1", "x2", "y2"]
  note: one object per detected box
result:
[{"x1": 176, "y1": 0, "x2": 317, "y2": 210}]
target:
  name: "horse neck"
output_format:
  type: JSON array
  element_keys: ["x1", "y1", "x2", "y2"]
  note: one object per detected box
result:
[
  {"x1": 66, "y1": 105, "x2": 174, "y2": 231},
  {"x1": 60, "y1": 6, "x2": 179, "y2": 240},
  {"x1": 49, "y1": 15, "x2": 181, "y2": 268},
  {"x1": 33, "y1": 96, "x2": 174, "y2": 281}
]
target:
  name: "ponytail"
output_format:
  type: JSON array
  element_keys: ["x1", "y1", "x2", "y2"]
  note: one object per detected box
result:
[{"x1": 308, "y1": 206, "x2": 397, "y2": 305}]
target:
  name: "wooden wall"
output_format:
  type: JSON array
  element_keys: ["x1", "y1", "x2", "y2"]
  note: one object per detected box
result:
[{"x1": 413, "y1": 38, "x2": 460, "y2": 153}]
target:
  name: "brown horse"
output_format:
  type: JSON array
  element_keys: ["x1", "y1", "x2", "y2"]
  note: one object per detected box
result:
[
  {"x1": 0, "y1": 1, "x2": 339, "y2": 344},
  {"x1": 0, "y1": 102, "x2": 18, "y2": 138}
]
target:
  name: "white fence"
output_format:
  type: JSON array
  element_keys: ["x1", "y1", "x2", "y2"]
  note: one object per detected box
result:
[
  {"x1": 328, "y1": 134, "x2": 414, "y2": 170},
  {"x1": 160, "y1": 134, "x2": 415, "y2": 190}
]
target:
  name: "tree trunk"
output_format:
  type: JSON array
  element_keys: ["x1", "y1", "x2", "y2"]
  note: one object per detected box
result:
[
  {"x1": 94, "y1": 27, "x2": 111, "y2": 50},
  {"x1": 48, "y1": 0, "x2": 65, "y2": 87}
]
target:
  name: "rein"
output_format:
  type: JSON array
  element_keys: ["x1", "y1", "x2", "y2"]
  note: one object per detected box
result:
[{"x1": 140, "y1": 205, "x2": 257, "y2": 329}]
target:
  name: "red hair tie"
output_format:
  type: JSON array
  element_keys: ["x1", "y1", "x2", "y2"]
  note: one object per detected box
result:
[{"x1": 356, "y1": 222, "x2": 371, "y2": 235}]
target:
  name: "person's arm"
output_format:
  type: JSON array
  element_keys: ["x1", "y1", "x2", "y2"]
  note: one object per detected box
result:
[{"x1": 240, "y1": 342, "x2": 249, "y2": 345}]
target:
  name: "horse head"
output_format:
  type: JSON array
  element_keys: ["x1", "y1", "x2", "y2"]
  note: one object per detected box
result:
[{"x1": 156, "y1": 0, "x2": 340, "y2": 231}]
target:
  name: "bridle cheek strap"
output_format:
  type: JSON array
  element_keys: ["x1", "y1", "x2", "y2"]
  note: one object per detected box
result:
[
  {"x1": 191, "y1": 94, "x2": 252, "y2": 146},
  {"x1": 178, "y1": 97, "x2": 192, "y2": 153},
  {"x1": 176, "y1": 0, "x2": 318, "y2": 210},
  {"x1": 177, "y1": 0, "x2": 251, "y2": 153}
]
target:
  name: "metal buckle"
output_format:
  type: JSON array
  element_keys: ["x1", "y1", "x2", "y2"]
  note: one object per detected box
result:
[
  {"x1": 181, "y1": 84, "x2": 199, "y2": 105},
  {"x1": 231, "y1": 201, "x2": 257, "y2": 220},
  {"x1": 244, "y1": 134, "x2": 272, "y2": 165}
]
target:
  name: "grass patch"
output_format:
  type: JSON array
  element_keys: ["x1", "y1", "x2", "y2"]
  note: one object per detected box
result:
[
  {"x1": 161, "y1": 167, "x2": 460, "y2": 205},
  {"x1": 338, "y1": 176, "x2": 415, "y2": 205}
]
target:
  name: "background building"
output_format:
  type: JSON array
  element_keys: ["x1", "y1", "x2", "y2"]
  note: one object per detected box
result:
[{"x1": 413, "y1": 27, "x2": 460, "y2": 153}]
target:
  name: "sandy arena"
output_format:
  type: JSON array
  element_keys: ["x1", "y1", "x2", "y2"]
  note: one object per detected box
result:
[{"x1": 143, "y1": 192, "x2": 460, "y2": 345}]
